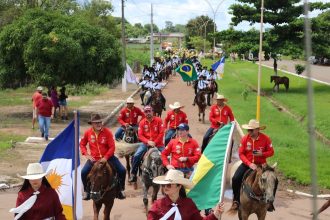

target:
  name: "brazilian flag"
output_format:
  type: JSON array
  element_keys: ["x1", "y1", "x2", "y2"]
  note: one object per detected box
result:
[
  {"x1": 187, "y1": 123, "x2": 234, "y2": 210},
  {"x1": 175, "y1": 59, "x2": 197, "y2": 82}
]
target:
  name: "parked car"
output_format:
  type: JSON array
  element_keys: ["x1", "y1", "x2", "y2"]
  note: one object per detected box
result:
[{"x1": 308, "y1": 56, "x2": 319, "y2": 64}]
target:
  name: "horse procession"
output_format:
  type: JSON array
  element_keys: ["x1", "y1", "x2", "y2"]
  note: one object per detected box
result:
[{"x1": 11, "y1": 52, "x2": 329, "y2": 220}]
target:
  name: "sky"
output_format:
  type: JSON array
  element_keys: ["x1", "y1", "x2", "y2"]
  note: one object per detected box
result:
[{"x1": 110, "y1": 0, "x2": 330, "y2": 31}]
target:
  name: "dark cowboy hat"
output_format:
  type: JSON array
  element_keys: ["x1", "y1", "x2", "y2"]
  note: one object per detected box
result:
[{"x1": 88, "y1": 113, "x2": 103, "y2": 124}]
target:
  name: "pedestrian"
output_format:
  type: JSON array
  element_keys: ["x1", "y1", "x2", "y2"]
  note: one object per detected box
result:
[
  {"x1": 148, "y1": 169, "x2": 225, "y2": 220},
  {"x1": 36, "y1": 92, "x2": 54, "y2": 141},
  {"x1": 50, "y1": 86, "x2": 60, "y2": 118},
  {"x1": 201, "y1": 94, "x2": 235, "y2": 152},
  {"x1": 115, "y1": 97, "x2": 145, "y2": 141},
  {"x1": 80, "y1": 113, "x2": 126, "y2": 200},
  {"x1": 128, "y1": 106, "x2": 165, "y2": 183},
  {"x1": 59, "y1": 86, "x2": 68, "y2": 120},
  {"x1": 229, "y1": 119, "x2": 276, "y2": 212},
  {"x1": 161, "y1": 123, "x2": 201, "y2": 177},
  {"x1": 10, "y1": 163, "x2": 65, "y2": 220},
  {"x1": 164, "y1": 102, "x2": 188, "y2": 146},
  {"x1": 31, "y1": 86, "x2": 43, "y2": 129}
]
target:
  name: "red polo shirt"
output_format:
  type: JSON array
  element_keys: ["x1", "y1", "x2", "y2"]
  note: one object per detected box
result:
[
  {"x1": 80, "y1": 127, "x2": 115, "y2": 160},
  {"x1": 118, "y1": 106, "x2": 145, "y2": 126},
  {"x1": 138, "y1": 117, "x2": 164, "y2": 147},
  {"x1": 36, "y1": 98, "x2": 53, "y2": 117},
  {"x1": 164, "y1": 110, "x2": 188, "y2": 129},
  {"x1": 32, "y1": 91, "x2": 42, "y2": 107},
  {"x1": 209, "y1": 104, "x2": 234, "y2": 128},
  {"x1": 161, "y1": 137, "x2": 201, "y2": 169},
  {"x1": 239, "y1": 132, "x2": 274, "y2": 166}
]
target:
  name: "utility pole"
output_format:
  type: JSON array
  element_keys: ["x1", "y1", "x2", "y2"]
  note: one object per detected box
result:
[
  {"x1": 150, "y1": 3, "x2": 154, "y2": 66},
  {"x1": 256, "y1": 0, "x2": 264, "y2": 121},
  {"x1": 121, "y1": 0, "x2": 127, "y2": 92}
]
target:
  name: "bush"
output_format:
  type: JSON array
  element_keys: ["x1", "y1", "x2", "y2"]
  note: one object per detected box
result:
[
  {"x1": 295, "y1": 64, "x2": 305, "y2": 75},
  {"x1": 65, "y1": 82, "x2": 107, "y2": 96}
]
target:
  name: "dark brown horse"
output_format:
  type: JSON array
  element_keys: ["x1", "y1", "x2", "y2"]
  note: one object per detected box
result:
[
  {"x1": 122, "y1": 125, "x2": 139, "y2": 181},
  {"x1": 206, "y1": 79, "x2": 218, "y2": 105},
  {"x1": 196, "y1": 90, "x2": 207, "y2": 123},
  {"x1": 88, "y1": 161, "x2": 117, "y2": 220},
  {"x1": 149, "y1": 91, "x2": 164, "y2": 117},
  {"x1": 235, "y1": 164, "x2": 278, "y2": 220},
  {"x1": 270, "y1": 75, "x2": 289, "y2": 92}
]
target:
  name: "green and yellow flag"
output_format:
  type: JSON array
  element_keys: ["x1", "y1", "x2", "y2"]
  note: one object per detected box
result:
[
  {"x1": 175, "y1": 59, "x2": 197, "y2": 82},
  {"x1": 187, "y1": 123, "x2": 234, "y2": 210}
]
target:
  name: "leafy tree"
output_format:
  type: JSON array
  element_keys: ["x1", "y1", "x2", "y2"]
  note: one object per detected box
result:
[
  {"x1": 144, "y1": 23, "x2": 159, "y2": 33},
  {"x1": 186, "y1": 15, "x2": 214, "y2": 48},
  {"x1": 0, "y1": 9, "x2": 123, "y2": 88},
  {"x1": 311, "y1": 10, "x2": 330, "y2": 58},
  {"x1": 163, "y1": 21, "x2": 175, "y2": 33},
  {"x1": 189, "y1": 36, "x2": 211, "y2": 52},
  {"x1": 173, "y1": 24, "x2": 186, "y2": 33}
]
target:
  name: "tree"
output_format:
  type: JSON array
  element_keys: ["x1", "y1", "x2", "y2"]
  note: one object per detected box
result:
[
  {"x1": 189, "y1": 36, "x2": 211, "y2": 52},
  {"x1": 144, "y1": 23, "x2": 159, "y2": 33},
  {"x1": 186, "y1": 16, "x2": 214, "y2": 48},
  {"x1": 311, "y1": 10, "x2": 330, "y2": 58},
  {"x1": 163, "y1": 21, "x2": 175, "y2": 33},
  {"x1": 0, "y1": 9, "x2": 123, "y2": 88}
]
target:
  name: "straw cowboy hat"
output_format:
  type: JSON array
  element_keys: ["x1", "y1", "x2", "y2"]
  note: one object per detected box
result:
[
  {"x1": 242, "y1": 119, "x2": 266, "y2": 130},
  {"x1": 126, "y1": 97, "x2": 135, "y2": 103},
  {"x1": 36, "y1": 86, "x2": 43, "y2": 91},
  {"x1": 153, "y1": 169, "x2": 194, "y2": 189},
  {"x1": 216, "y1": 94, "x2": 228, "y2": 101},
  {"x1": 169, "y1": 101, "x2": 184, "y2": 110},
  {"x1": 18, "y1": 163, "x2": 50, "y2": 180},
  {"x1": 88, "y1": 113, "x2": 103, "y2": 124}
]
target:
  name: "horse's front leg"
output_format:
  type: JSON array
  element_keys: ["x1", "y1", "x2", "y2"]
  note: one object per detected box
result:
[
  {"x1": 202, "y1": 112, "x2": 205, "y2": 123},
  {"x1": 152, "y1": 184, "x2": 160, "y2": 203},
  {"x1": 93, "y1": 201, "x2": 102, "y2": 220},
  {"x1": 125, "y1": 155, "x2": 131, "y2": 181},
  {"x1": 103, "y1": 198, "x2": 115, "y2": 220},
  {"x1": 198, "y1": 112, "x2": 201, "y2": 122},
  {"x1": 256, "y1": 210, "x2": 267, "y2": 220},
  {"x1": 143, "y1": 182, "x2": 150, "y2": 214}
]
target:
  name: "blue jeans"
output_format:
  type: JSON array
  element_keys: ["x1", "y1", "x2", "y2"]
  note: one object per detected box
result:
[
  {"x1": 131, "y1": 143, "x2": 164, "y2": 176},
  {"x1": 81, "y1": 156, "x2": 126, "y2": 192},
  {"x1": 115, "y1": 125, "x2": 138, "y2": 140},
  {"x1": 177, "y1": 167, "x2": 194, "y2": 175},
  {"x1": 38, "y1": 116, "x2": 51, "y2": 138},
  {"x1": 165, "y1": 129, "x2": 176, "y2": 146},
  {"x1": 201, "y1": 127, "x2": 215, "y2": 152}
]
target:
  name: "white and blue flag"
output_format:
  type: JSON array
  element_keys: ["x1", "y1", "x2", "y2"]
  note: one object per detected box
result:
[
  {"x1": 211, "y1": 56, "x2": 226, "y2": 80},
  {"x1": 40, "y1": 119, "x2": 83, "y2": 220}
]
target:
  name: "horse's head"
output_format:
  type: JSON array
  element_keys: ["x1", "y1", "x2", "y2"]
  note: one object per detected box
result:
[
  {"x1": 144, "y1": 149, "x2": 165, "y2": 180},
  {"x1": 88, "y1": 161, "x2": 114, "y2": 201},
  {"x1": 257, "y1": 163, "x2": 277, "y2": 203},
  {"x1": 196, "y1": 91, "x2": 206, "y2": 105},
  {"x1": 123, "y1": 126, "x2": 138, "y2": 143}
]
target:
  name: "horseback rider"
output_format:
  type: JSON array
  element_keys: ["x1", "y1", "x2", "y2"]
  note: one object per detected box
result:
[
  {"x1": 201, "y1": 94, "x2": 235, "y2": 152},
  {"x1": 229, "y1": 119, "x2": 276, "y2": 212},
  {"x1": 163, "y1": 102, "x2": 188, "y2": 146},
  {"x1": 128, "y1": 106, "x2": 165, "y2": 183},
  {"x1": 139, "y1": 75, "x2": 153, "y2": 105},
  {"x1": 146, "y1": 85, "x2": 166, "y2": 111},
  {"x1": 80, "y1": 113, "x2": 126, "y2": 200},
  {"x1": 161, "y1": 123, "x2": 201, "y2": 176},
  {"x1": 115, "y1": 97, "x2": 145, "y2": 141},
  {"x1": 206, "y1": 68, "x2": 218, "y2": 106},
  {"x1": 193, "y1": 75, "x2": 209, "y2": 106}
]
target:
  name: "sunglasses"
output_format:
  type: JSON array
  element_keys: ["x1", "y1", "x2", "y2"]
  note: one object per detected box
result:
[
  {"x1": 162, "y1": 184, "x2": 174, "y2": 188},
  {"x1": 144, "y1": 110, "x2": 152, "y2": 113},
  {"x1": 247, "y1": 129, "x2": 254, "y2": 132}
]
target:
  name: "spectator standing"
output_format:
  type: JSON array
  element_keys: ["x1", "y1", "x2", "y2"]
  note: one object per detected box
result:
[
  {"x1": 59, "y1": 86, "x2": 68, "y2": 120},
  {"x1": 31, "y1": 86, "x2": 43, "y2": 129},
  {"x1": 36, "y1": 93, "x2": 54, "y2": 141}
]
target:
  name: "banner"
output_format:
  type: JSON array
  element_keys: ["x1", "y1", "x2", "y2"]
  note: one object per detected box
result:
[
  {"x1": 175, "y1": 59, "x2": 198, "y2": 82},
  {"x1": 211, "y1": 56, "x2": 225, "y2": 80}
]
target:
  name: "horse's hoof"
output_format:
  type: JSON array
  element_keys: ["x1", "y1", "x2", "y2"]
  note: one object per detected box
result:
[{"x1": 199, "y1": 118, "x2": 201, "y2": 122}]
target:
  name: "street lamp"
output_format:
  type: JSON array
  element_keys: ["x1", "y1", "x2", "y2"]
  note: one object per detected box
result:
[
  {"x1": 198, "y1": 18, "x2": 210, "y2": 54},
  {"x1": 204, "y1": 0, "x2": 226, "y2": 60}
]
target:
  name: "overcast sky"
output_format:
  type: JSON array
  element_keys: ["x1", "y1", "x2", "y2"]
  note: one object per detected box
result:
[{"x1": 110, "y1": 0, "x2": 330, "y2": 31}]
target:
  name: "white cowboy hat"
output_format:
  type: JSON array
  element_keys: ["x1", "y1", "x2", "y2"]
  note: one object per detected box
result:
[
  {"x1": 126, "y1": 97, "x2": 135, "y2": 103},
  {"x1": 216, "y1": 94, "x2": 228, "y2": 101},
  {"x1": 18, "y1": 163, "x2": 50, "y2": 180},
  {"x1": 169, "y1": 101, "x2": 184, "y2": 110},
  {"x1": 36, "y1": 86, "x2": 43, "y2": 91},
  {"x1": 153, "y1": 169, "x2": 194, "y2": 189},
  {"x1": 241, "y1": 119, "x2": 266, "y2": 130}
]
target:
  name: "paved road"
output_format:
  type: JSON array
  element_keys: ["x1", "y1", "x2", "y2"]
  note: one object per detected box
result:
[
  {"x1": 262, "y1": 59, "x2": 330, "y2": 85},
  {"x1": 1, "y1": 74, "x2": 330, "y2": 219}
]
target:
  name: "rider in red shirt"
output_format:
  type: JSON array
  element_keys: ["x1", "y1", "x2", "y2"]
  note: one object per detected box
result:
[
  {"x1": 201, "y1": 94, "x2": 235, "y2": 152},
  {"x1": 164, "y1": 101, "x2": 188, "y2": 146},
  {"x1": 80, "y1": 113, "x2": 126, "y2": 200},
  {"x1": 128, "y1": 106, "x2": 165, "y2": 183},
  {"x1": 230, "y1": 119, "x2": 276, "y2": 212},
  {"x1": 161, "y1": 123, "x2": 201, "y2": 176},
  {"x1": 115, "y1": 97, "x2": 145, "y2": 141}
]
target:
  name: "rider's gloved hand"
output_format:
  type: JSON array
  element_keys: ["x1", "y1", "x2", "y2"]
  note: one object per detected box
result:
[
  {"x1": 100, "y1": 157, "x2": 107, "y2": 163},
  {"x1": 147, "y1": 140, "x2": 156, "y2": 147}
]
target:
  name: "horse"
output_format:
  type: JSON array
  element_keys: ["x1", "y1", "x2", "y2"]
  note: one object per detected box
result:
[
  {"x1": 229, "y1": 161, "x2": 278, "y2": 220},
  {"x1": 270, "y1": 75, "x2": 289, "y2": 92},
  {"x1": 149, "y1": 91, "x2": 164, "y2": 117},
  {"x1": 206, "y1": 80, "x2": 218, "y2": 105},
  {"x1": 313, "y1": 200, "x2": 330, "y2": 216},
  {"x1": 196, "y1": 90, "x2": 207, "y2": 123},
  {"x1": 88, "y1": 161, "x2": 117, "y2": 220},
  {"x1": 141, "y1": 148, "x2": 165, "y2": 214},
  {"x1": 143, "y1": 89, "x2": 152, "y2": 106},
  {"x1": 122, "y1": 125, "x2": 139, "y2": 181}
]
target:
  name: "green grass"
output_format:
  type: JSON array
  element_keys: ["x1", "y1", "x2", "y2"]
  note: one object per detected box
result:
[
  {"x1": 0, "y1": 132, "x2": 25, "y2": 151},
  {"x1": 202, "y1": 59, "x2": 330, "y2": 188},
  {"x1": 126, "y1": 43, "x2": 162, "y2": 67},
  {"x1": 0, "y1": 86, "x2": 35, "y2": 106}
]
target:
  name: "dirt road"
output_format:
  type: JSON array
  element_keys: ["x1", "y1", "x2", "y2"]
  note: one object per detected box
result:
[{"x1": 1, "y1": 74, "x2": 330, "y2": 219}]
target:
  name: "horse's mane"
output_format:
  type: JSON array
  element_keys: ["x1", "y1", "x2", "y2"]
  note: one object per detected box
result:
[
  {"x1": 143, "y1": 148, "x2": 161, "y2": 169},
  {"x1": 88, "y1": 161, "x2": 113, "y2": 180}
]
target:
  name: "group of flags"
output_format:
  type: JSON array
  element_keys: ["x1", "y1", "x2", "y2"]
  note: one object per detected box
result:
[{"x1": 175, "y1": 56, "x2": 226, "y2": 82}]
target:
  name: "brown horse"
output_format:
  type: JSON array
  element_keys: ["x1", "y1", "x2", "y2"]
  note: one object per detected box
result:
[
  {"x1": 122, "y1": 125, "x2": 139, "y2": 181},
  {"x1": 88, "y1": 161, "x2": 117, "y2": 220},
  {"x1": 149, "y1": 91, "x2": 164, "y2": 117},
  {"x1": 236, "y1": 164, "x2": 278, "y2": 220},
  {"x1": 196, "y1": 90, "x2": 207, "y2": 123},
  {"x1": 270, "y1": 75, "x2": 289, "y2": 92},
  {"x1": 206, "y1": 79, "x2": 218, "y2": 104}
]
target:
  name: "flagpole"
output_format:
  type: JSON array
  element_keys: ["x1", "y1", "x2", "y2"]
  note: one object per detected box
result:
[
  {"x1": 256, "y1": 0, "x2": 264, "y2": 121},
  {"x1": 73, "y1": 111, "x2": 79, "y2": 220}
]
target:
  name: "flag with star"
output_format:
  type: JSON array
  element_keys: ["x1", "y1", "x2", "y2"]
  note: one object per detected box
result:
[{"x1": 175, "y1": 59, "x2": 198, "y2": 82}]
